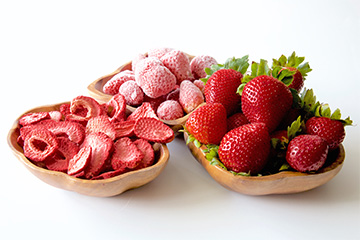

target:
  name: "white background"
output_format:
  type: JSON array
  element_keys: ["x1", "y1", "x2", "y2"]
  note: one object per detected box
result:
[{"x1": 1, "y1": 0, "x2": 359, "y2": 239}]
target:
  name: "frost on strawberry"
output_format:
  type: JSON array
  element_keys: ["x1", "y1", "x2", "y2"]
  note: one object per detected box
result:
[
  {"x1": 179, "y1": 80, "x2": 204, "y2": 114},
  {"x1": 119, "y1": 80, "x2": 144, "y2": 106},
  {"x1": 160, "y1": 50, "x2": 194, "y2": 84},
  {"x1": 103, "y1": 70, "x2": 135, "y2": 95},
  {"x1": 156, "y1": 100, "x2": 184, "y2": 120},
  {"x1": 190, "y1": 55, "x2": 218, "y2": 79}
]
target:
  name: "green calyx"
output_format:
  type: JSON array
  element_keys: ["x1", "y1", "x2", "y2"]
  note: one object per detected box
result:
[
  {"x1": 201, "y1": 55, "x2": 250, "y2": 84},
  {"x1": 272, "y1": 51, "x2": 312, "y2": 80},
  {"x1": 314, "y1": 103, "x2": 353, "y2": 126}
]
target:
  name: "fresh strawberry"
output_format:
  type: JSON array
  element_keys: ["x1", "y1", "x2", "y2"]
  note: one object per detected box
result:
[
  {"x1": 272, "y1": 51, "x2": 312, "y2": 92},
  {"x1": 82, "y1": 132, "x2": 113, "y2": 179},
  {"x1": 105, "y1": 93, "x2": 127, "y2": 123},
  {"x1": 156, "y1": 100, "x2": 184, "y2": 120},
  {"x1": 45, "y1": 137, "x2": 79, "y2": 172},
  {"x1": 127, "y1": 102, "x2": 158, "y2": 122},
  {"x1": 135, "y1": 57, "x2": 176, "y2": 98},
  {"x1": 179, "y1": 80, "x2": 204, "y2": 114},
  {"x1": 190, "y1": 55, "x2": 218, "y2": 79},
  {"x1": 241, "y1": 75, "x2": 293, "y2": 133},
  {"x1": 134, "y1": 117, "x2": 175, "y2": 143},
  {"x1": 86, "y1": 115, "x2": 116, "y2": 141},
  {"x1": 68, "y1": 146, "x2": 92, "y2": 176},
  {"x1": 133, "y1": 139, "x2": 155, "y2": 169},
  {"x1": 227, "y1": 112, "x2": 249, "y2": 132},
  {"x1": 119, "y1": 80, "x2": 144, "y2": 106},
  {"x1": 19, "y1": 112, "x2": 50, "y2": 126},
  {"x1": 160, "y1": 50, "x2": 194, "y2": 84},
  {"x1": 218, "y1": 123, "x2": 270, "y2": 174},
  {"x1": 185, "y1": 103, "x2": 227, "y2": 145},
  {"x1": 286, "y1": 134, "x2": 328, "y2": 172},
  {"x1": 305, "y1": 117, "x2": 345, "y2": 150},
  {"x1": 111, "y1": 137, "x2": 144, "y2": 170},
  {"x1": 103, "y1": 70, "x2": 135, "y2": 95},
  {"x1": 23, "y1": 128, "x2": 59, "y2": 162}
]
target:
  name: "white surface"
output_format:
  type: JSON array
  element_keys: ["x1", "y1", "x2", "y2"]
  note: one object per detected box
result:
[{"x1": 1, "y1": 0, "x2": 359, "y2": 239}]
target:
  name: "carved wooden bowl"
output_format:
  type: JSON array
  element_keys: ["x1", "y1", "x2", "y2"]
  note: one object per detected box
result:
[
  {"x1": 184, "y1": 133, "x2": 345, "y2": 195},
  {"x1": 7, "y1": 102, "x2": 170, "y2": 197}
]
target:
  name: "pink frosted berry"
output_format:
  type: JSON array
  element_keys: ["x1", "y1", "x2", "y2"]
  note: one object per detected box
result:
[
  {"x1": 119, "y1": 80, "x2": 144, "y2": 106},
  {"x1": 135, "y1": 57, "x2": 176, "y2": 99},
  {"x1": 179, "y1": 80, "x2": 204, "y2": 114},
  {"x1": 103, "y1": 70, "x2": 135, "y2": 95},
  {"x1": 132, "y1": 53, "x2": 147, "y2": 72},
  {"x1": 193, "y1": 79, "x2": 205, "y2": 93},
  {"x1": 156, "y1": 100, "x2": 184, "y2": 120},
  {"x1": 160, "y1": 50, "x2": 194, "y2": 84},
  {"x1": 148, "y1": 47, "x2": 173, "y2": 59},
  {"x1": 190, "y1": 55, "x2": 218, "y2": 79}
]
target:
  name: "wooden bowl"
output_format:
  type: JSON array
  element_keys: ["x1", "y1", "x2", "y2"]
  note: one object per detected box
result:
[
  {"x1": 7, "y1": 102, "x2": 170, "y2": 197},
  {"x1": 87, "y1": 54, "x2": 196, "y2": 133},
  {"x1": 184, "y1": 133, "x2": 345, "y2": 195}
]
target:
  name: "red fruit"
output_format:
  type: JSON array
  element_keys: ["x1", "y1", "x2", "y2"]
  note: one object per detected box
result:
[
  {"x1": 148, "y1": 47, "x2": 173, "y2": 59},
  {"x1": 119, "y1": 80, "x2": 144, "y2": 106},
  {"x1": 113, "y1": 120, "x2": 136, "y2": 139},
  {"x1": 190, "y1": 55, "x2": 218, "y2": 79},
  {"x1": 160, "y1": 50, "x2": 194, "y2": 84},
  {"x1": 111, "y1": 137, "x2": 144, "y2": 170},
  {"x1": 68, "y1": 146, "x2": 92, "y2": 176},
  {"x1": 143, "y1": 94, "x2": 167, "y2": 112},
  {"x1": 132, "y1": 54, "x2": 147, "y2": 72},
  {"x1": 179, "y1": 80, "x2": 204, "y2": 114},
  {"x1": 127, "y1": 102, "x2": 158, "y2": 122},
  {"x1": 204, "y1": 68, "x2": 243, "y2": 115},
  {"x1": 103, "y1": 70, "x2": 135, "y2": 95},
  {"x1": 23, "y1": 128, "x2": 59, "y2": 162},
  {"x1": 66, "y1": 95, "x2": 104, "y2": 123},
  {"x1": 156, "y1": 100, "x2": 184, "y2": 120},
  {"x1": 134, "y1": 117, "x2": 175, "y2": 143},
  {"x1": 49, "y1": 111, "x2": 62, "y2": 121},
  {"x1": 193, "y1": 80, "x2": 205, "y2": 93},
  {"x1": 86, "y1": 115, "x2": 116, "y2": 141},
  {"x1": 91, "y1": 168, "x2": 129, "y2": 180},
  {"x1": 218, "y1": 123, "x2": 270, "y2": 174},
  {"x1": 185, "y1": 103, "x2": 227, "y2": 145},
  {"x1": 281, "y1": 67, "x2": 304, "y2": 92},
  {"x1": 106, "y1": 93, "x2": 127, "y2": 123},
  {"x1": 45, "y1": 137, "x2": 79, "y2": 172},
  {"x1": 305, "y1": 117, "x2": 345, "y2": 150},
  {"x1": 19, "y1": 112, "x2": 50, "y2": 126},
  {"x1": 133, "y1": 139, "x2": 155, "y2": 169},
  {"x1": 166, "y1": 87, "x2": 180, "y2": 102},
  {"x1": 82, "y1": 132, "x2": 113, "y2": 179},
  {"x1": 286, "y1": 134, "x2": 329, "y2": 172},
  {"x1": 227, "y1": 112, "x2": 249, "y2": 132},
  {"x1": 59, "y1": 103, "x2": 71, "y2": 118},
  {"x1": 241, "y1": 75, "x2": 293, "y2": 133}
]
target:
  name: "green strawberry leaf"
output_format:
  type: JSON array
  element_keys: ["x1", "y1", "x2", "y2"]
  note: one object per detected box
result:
[
  {"x1": 201, "y1": 64, "x2": 224, "y2": 84},
  {"x1": 300, "y1": 88, "x2": 320, "y2": 119},
  {"x1": 290, "y1": 88, "x2": 302, "y2": 109},
  {"x1": 272, "y1": 66, "x2": 296, "y2": 86},
  {"x1": 287, "y1": 116, "x2": 304, "y2": 140},
  {"x1": 272, "y1": 51, "x2": 312, "y2": 80},
  {"x1": 314, "y1": 104, "x2": 353, "y2": 126}
]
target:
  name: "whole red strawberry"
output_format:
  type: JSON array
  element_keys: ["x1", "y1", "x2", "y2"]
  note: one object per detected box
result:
[
  {"x1": 286, "y1": 134, "x2": 329, "y2": 172},
  {"x1": 305, "y1": 116, "x2": 345, "y2": 150},
  {"x1": 241, "y1": 75, "x2": 293, "y2": 133},
  {"x1": 204, "y1": 69, "x2": 243, "y2": 115},
  {"x1": 218, "y1": 123, "x2": 270, "y2": 174},
  {"x1": 185, "y1": 103, "x2": 227, "y2": 145}
]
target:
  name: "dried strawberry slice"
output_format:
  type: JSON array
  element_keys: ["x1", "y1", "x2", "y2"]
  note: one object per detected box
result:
[
  {"x1": 68, "y1": 146, "x2": 92, "y2": 176},
  {"x1": 126, "y1": 102, "x2": 158, "y2": 122},
  {"x1": 49, "y1": 111, "x2": 62, "y2": 121},
  {"x1": 113, "y1": 120, "x2": 136, "y2": 139},
  {"x1": 86, "y1": 115, "x2": 116, "y2": 140},
  {"x1": 82, "y1": 132, "x2": 113, "y2": 179},
  {"x1": 91, "y1": 168, "x2": 129, "y2": 180},
  {"x1": 111, "y1": 137, "x2": 143, "y2": 170},
  {"x1": 106, "y1": 93, "x2": 127, "y2": 123},
  {"x1": 60, "y1": 103, "x2": 71, "y2": 117},
  {"x1": 66, "y1": 96, "x2": 104, "y2": 123},
  {"x1": 45, "y1": 137, "x2": 79, "y2": 172},
  {"x1": 19, "y1": 112, "x2": 50, "y2": 126},
  {"x1": 133, "y1": 139, "x2": 155, "y2": 169},
  {"x1": 134, "y1": 117, "x2": 174, "y2": 143},
  {"x1": 23, "y1": 129, "x2": 59, "y2": 162}
]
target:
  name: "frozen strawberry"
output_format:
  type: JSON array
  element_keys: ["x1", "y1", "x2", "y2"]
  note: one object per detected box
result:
[
  {"x1": 45, "y1": 137, "x2": 79, "y2": 172},
  {"x1": 66, "y1": 95, "x2": 104, "y2": 123},
  {"x1": 23, "y1": 128, "x2": 59, "y2": 162},
  {"x1": 135, "y1": 57, "x2": 176, "y2": 98},
  {"x1": 118, "y1": 80, "x2": 144, "y2": 106},
  {"x1": 111, "y1": 137, "x2": 144, "y2": 170},
  {"x1": 86, "y1": 115, "x2": 116, "y2": 140},
  {"x1": 113, "y1": 120, "x2": 136, "y2": 139},
  {"x1": 148, "y1": 47, "x2": 173, "y2": 59},
  {"x1": 156, "y1": 100, "x2": 184, "y2": 120},
  {"x1": 160, "y1": 50, "x2": 194, "y2": 84},
  {"x1": 133, "y1": 139, "x2": 155, "y2": 169},
  {"x1": 82, "y1": 132, "x2": 113, "y2": 179},
  {"x1": 19, "y1": 112, "x2": 50, "y2": 126},
  {"x1": 134, "y1": 117, "x2": 175, "y2": 143},
  {"x1": 193, "y1": 80, "x2": 205, "y2": 93},
  {"x1": 105, "y1": 93, "x2": 127, "y2": 123},
  {"x1": 190, "y1": 55, "x2": 218, "y2": 79},
  {"x1": 227, "y1": 112, "x2": 249, "y2": 132},
  {"x1": 68, "y1": 146, "x2": 92, "y2": 176},
  {"x1": 166, "y1": 87, "x2": 180, "y2": 101},
  {"x1": 143, "y1": 94, "x2": 167, "y2": 112},
  {"x1": 132, "y1": 53, "x2": 147, "y2": 72},
  {"x1": 49, "y1": 111, "x2": 62, "y2": 121},
  {"x1": 127, "y1": 102, "x2": 158, "y2": 122},
  {"x1": 179, "y1": 80, "x2": 204, "y2": 114},
  {"x1": 103, "y1": 70, "x2": 135, "y2": 95}
]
